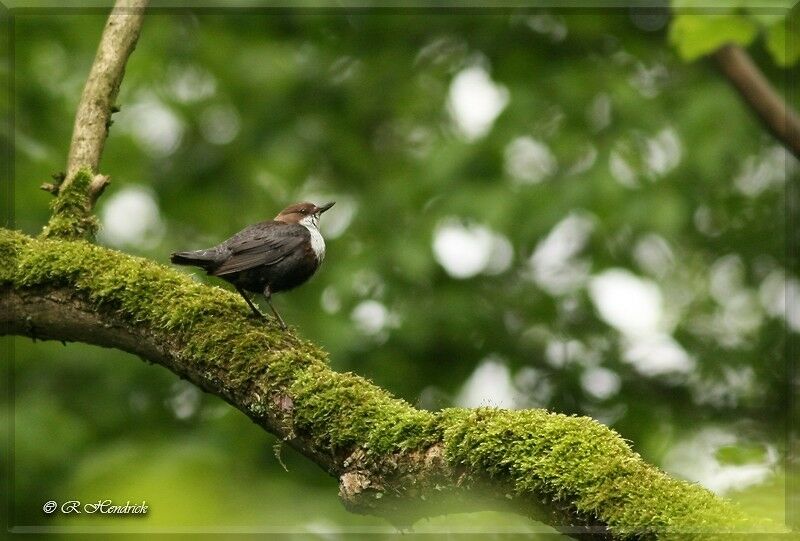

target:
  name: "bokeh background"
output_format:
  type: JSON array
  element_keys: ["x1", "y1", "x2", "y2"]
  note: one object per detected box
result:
[{"x1": 3, "y1": 4, "x2": 798, "y2": 536}]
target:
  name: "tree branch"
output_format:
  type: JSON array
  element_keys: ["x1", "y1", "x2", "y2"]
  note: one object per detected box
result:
[
  {"x1": 42, "y1": 0, "x2": 147, "y2": 240},
  {"x1": 66, "y1": 0, "x2": 147, "y2": 182},
  {"x1": 714, "y1": 44, "x2": 800, "y2": 160},
  {"x1": 1, "y1": 228, "x2": 767, "y2": 539}
]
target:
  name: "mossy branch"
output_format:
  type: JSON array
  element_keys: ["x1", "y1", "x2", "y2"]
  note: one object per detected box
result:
[
  {"x1": 40, "y1": 168, "x2": 101, "y2": 240},
  {"x1": 45, "y1": 0, "x2": 147, "y2": 239},
  {"x1": 0, "y1": 228, "x2": 774, "y2": 539}
]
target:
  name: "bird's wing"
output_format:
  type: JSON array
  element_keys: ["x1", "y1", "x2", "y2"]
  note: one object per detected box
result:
[{"x1": 212, "y1": 222, "x2": 309, "y2": 276}]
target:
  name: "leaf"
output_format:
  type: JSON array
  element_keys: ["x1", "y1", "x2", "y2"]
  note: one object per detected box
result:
[
  {"x1": 669, "y1": 14, "x2": 759, "y2": 61},
  {"x1": 765, "y1": 14, "x2": 800, "y2": 66}
]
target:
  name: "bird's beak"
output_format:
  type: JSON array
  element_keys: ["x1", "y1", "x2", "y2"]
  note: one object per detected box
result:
[{"x1": 318, "y1": 201, "x2": 335, "y2": 214}]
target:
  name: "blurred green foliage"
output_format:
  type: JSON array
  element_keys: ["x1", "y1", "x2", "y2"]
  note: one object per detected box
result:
[
  {"x1": 3, "y1": 5, "x2": 795, "y2": 534},
  {"x1": 670, "y1": 1, "x2": 799, "y2": 65},
  {"x1": 670, "y1": 14, "x2": 759, "y2": 59}
]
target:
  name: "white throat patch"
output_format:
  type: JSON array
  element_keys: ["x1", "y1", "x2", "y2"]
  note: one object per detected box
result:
[{"x1": 300, "y1": 214, "x2": 326, "y2": 262}]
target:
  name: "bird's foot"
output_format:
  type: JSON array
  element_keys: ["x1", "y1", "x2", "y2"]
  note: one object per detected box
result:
[
  {"x1": 247, "y1": 308, "x2": 287, "y2": 330},
  {"x1": 247, "y1": 308, "x2": 267, "y2": 319},
  {"x1": 272, "y1": 315, "x2": 288, "y2": 331},
  {"x1": 263, "y1": 292, "x2": 288, "y2": 331}
]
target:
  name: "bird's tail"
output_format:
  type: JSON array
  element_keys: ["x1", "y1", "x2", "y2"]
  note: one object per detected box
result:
[{"x1": 170, "y1": 249, "x2": 219, "y2": 270}]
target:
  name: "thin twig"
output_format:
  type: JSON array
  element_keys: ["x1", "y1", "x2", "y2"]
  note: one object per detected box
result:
[
  {"x1": 714, "y1": 44, "x2": 800, "y2": 160},
  {"x1": 62, "y1": 0, "x2": 148, "y2": 205}
]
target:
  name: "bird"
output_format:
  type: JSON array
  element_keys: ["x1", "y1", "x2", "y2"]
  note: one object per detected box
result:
[{"x1": 170, "y1": 201, "x2": 335, "y2": 329}]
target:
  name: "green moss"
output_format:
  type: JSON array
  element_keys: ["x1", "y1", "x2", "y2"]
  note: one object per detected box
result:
[
  {"x1": 1, "y1": 227, "x2": 773, "y2": 538},
  {"x1": 289, "y1": 363, "x2": 440, "y2": 455},
  {"x1": 438, "y1": 408, "x2": 765, "y2": 538},
  {"x1": 4, "y1": 228, "x2": 299, "y2": 358},
  {"x1": 40, "y1": 168, "x2": 99, "y2": 240},
  {"x1": 0, "y1": 229, "x2": 24, "y2": 283}
]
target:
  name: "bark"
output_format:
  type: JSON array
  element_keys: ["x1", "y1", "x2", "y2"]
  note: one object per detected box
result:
[
  {"x1": 65, "y1": 0, "x2": 147, "y2": 182},
  {"x1": 714, "y1": 44, "x2": 800, "y2": 160},
  {"x1": 0, "y1": 228, "x2": 768, "y2": 539}
]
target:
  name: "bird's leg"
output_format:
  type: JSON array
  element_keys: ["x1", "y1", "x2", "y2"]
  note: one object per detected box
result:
[
  {"x1": 236, "y1": 286, "x2": 265, "y2": 318},
  {"x1": 263, "y1": 286, "x2": 287, "y2": 330}
]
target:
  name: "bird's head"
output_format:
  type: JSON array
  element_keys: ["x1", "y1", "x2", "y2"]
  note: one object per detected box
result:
[{"x1": 274, "y1": 201, "x2": 335, "y2": 227}]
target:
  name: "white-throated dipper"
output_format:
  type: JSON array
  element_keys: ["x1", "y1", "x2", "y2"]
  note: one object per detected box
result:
[{"x1": 170, "y1": 201, "x2": 335, "y2": 329}]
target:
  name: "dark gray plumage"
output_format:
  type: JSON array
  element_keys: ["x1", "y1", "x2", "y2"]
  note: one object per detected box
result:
[{"x1": 171, "y1": 201, "x2": 334, "y2": 329}]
